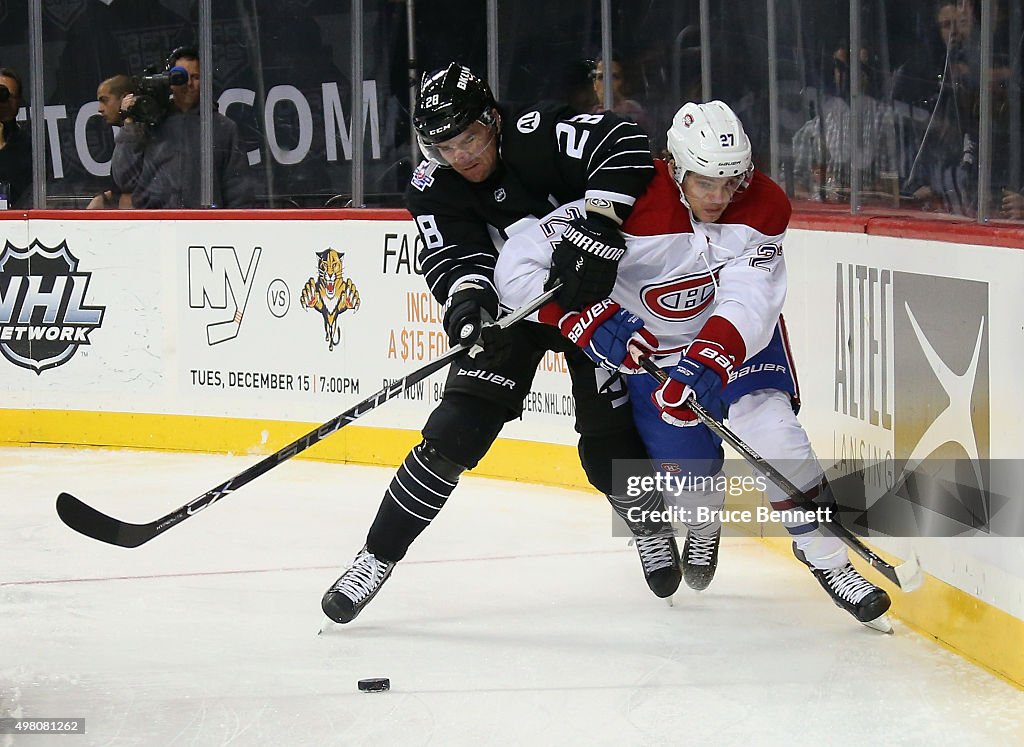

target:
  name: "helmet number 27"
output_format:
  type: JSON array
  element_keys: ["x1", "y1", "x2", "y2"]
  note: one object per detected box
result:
[{"x1": 720, "y1": 133, "x2": 735, "y2": 146}]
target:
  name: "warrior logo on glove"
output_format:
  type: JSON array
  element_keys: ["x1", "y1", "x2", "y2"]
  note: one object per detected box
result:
[{"x1": 546, "y1": 213, "x2": 627, "y2": 311}]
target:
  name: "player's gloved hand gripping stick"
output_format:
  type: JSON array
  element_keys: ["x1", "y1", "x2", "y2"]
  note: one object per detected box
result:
[
  {"x1": 636, "y1": 354, "x2": 923, "y2": 592},
  {"x1": 56, "y1": 284, "x2": 563, "y2": 548}
]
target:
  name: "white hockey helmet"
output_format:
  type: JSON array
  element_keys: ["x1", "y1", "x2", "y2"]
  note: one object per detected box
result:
[{"x1": 666, "y1": 100, "x2": 753, "y2": 187}]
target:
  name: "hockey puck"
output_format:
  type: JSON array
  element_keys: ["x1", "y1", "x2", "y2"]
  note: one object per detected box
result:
[{"x1": 357, "y1": 677, "x2": 390, "y2": 693}]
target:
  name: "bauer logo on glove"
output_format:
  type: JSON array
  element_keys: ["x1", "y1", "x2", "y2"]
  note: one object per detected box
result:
[
  {"x1": 541, "y1": 298, "x2": 658, "y2": 374},
  {"x1": 652, "y1": 339, "x2": 734, "y2": 426},
  {"x1": 564, "y1": 298, "x2": 616, "y2": 344}
]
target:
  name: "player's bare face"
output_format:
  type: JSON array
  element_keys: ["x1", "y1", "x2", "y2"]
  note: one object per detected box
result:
[
  {"x1": 435, "y1": 121, "x2": 498, "y2": 182},
  {"x1": 682, "y1": 173, "x2": 743, "y2": 222}
]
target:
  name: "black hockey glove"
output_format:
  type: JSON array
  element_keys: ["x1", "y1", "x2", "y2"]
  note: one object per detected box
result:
[
  {"x1": 546, "y1": 213, "x2": 626, "y2": 311},
  {"x1": 469, "y1": 321, "x2": 515, "y2": 370},
  {"x1": 442, "y1": 283, "x2": 513, "y2": 368},
  {"x1": 442, "y1": 282, "x2": 500, "y2": 348}
]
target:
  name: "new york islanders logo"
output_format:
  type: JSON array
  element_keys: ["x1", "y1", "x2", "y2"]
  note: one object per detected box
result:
[
  {"x1": 300, "y1": 248, "x2": 360, "y2": 351},
  {"x1": 0, "y1": 239, "x2": 105, "y2": 373}
]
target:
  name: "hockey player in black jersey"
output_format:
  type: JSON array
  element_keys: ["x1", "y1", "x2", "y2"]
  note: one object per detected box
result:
[{"x1": 322, "y1": 63, "x2": 680, "y2": 624}]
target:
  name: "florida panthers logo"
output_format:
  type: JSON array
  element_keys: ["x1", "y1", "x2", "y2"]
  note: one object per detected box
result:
[
  {"x1": 641, "y1": 269, "x2": 720, "y2": 322},
  {"x1": 300, "y1": 248, "x2": 360, "y2": 350}
]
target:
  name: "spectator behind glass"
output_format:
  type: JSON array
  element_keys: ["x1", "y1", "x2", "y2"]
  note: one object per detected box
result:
[
  {"x1": 892, "y1": 0, "x2": 982, "y2": 216},
  {"x1": 994, "y1": 64, "x2": 1024, "y2": 220},
  {"x1": 590, "y1": 57, "x2": 653, "y2": 135},
  {"x1": 985, "y1": 7, "x2": 1024, "y2": 221},
  {"x1": 111, "y1": 47, "x2": 254, "y2": 209},
  {"x1": 0, "y1": 66, "x2": 32, "y2": 208},
  {"x1": 791, "y1": 43, "x2": 899, "y2": 204},
  {"x1": 87, "y1": 74, "x2": 134, "y2": 209}
]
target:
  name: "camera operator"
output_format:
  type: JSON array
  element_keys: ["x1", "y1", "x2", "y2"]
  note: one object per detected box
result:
[
  {"x1": 87, "y1": 74, "x2": 135, "y2": 209},
  {"x1": 0, "y1": 66, "x2": 32, "y2": 208},
  {"x1": 111, "y1": 47, "x2": 254, "y2": 209}
]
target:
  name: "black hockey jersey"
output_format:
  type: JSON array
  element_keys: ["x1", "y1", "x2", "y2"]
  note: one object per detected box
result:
[{"x1": 406, "y1": 101, "x2": 654, "y2": 304}]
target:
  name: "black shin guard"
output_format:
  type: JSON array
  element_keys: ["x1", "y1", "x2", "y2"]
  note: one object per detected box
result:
[
  {"x1": 365, "y1": 440, "x2": 467, "y2": 562},
  {"x1": 579, "y1": 430, "x2": 674, "y2": 536},
  {"x1": 366, "y1": 394, "x2": 507, "y2": 562},
  {"x1": 606, "y1": 489, "x2": 673, "y2": 536}
]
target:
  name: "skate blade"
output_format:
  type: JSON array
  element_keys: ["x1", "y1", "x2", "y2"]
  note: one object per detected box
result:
[
  {"x1": 861, "y1": 614, "x2": 894, "y2": 634},
  {"x1": 895, "y1": 551, "x2": 924, "y2": 593},
  {"x1": 318, "y1": 616, "x2": 337, "y2": 635},
  {"x1": 664, "y1": 595, "x2": 674, "y2": 608}
]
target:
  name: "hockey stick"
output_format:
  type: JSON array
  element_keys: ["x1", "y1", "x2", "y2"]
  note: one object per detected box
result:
[
  {"x1": 638, "y1": 357, "x2": 923, "y2": 592},
  {"x1": 56, "y1": 285, "x2": 561, "y2": 548}
]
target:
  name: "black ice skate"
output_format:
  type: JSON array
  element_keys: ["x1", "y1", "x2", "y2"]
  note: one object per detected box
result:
[
  {"x1": 633, "y1": 534, "x2": 682, "y2": 598},
  {"x1": 682, "y1": 527, "x2": 721, "y2": 591},
  {"x1": 321, "y1": 546, "x2": 395, "y2": 624},
  {"x1": 794, "y1": 544, "x2": 892, "y2": 631}
]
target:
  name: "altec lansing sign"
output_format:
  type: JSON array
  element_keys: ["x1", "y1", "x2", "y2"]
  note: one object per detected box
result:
[
  {"x1": 833, "y1": 262, "x2": 991, "y2": 529},
  {"x1": 0, "y1": 239, "x2": 105, "y2": 374},
  {"x1": 834, "y1": 264, "x2": 989, "y2": 461}
]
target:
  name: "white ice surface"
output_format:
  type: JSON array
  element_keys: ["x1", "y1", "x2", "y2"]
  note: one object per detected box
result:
[{"x1": 2, "y1": 446, "x2": 1023, "y2": 747}]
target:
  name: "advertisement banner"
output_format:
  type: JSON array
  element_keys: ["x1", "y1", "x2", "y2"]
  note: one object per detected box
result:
[{"x1": 1, "y1": 216, "x2": 580, "y2": 444}]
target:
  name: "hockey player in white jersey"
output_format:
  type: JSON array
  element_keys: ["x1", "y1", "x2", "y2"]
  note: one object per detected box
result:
[{"x1": 495, "y1": 100, "x2": 892, "y2": 628}]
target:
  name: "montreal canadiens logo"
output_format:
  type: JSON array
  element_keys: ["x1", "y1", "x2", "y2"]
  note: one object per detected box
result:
[{"x1": 642, "y1": 270, "x2": 719, "y2": 322}]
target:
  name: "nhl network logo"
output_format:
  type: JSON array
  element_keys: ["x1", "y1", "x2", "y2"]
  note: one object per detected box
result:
[{"x1": 0, "y1": 239, "x2": 106, "y2": 374}]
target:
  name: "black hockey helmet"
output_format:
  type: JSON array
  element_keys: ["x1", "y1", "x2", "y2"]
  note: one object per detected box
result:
[{"x1": 413, "y1": 63, "x2": 496, "y2": 158}]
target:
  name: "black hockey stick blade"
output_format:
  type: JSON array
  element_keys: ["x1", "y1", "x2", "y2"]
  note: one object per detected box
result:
[
  {"x1": 637, "y1": 356, "x2": 924, "y2": 592},
  {"x1": 57, "y1": 492, "x2": 156, "y2": 548},
  {"x1": 56, "y1": 285, "x2": 561, "y2": 548}
]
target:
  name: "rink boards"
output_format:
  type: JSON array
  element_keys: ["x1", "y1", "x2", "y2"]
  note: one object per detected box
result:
[{"x1": 0, "y1": 208, "x2": 1022, "y2": 687}]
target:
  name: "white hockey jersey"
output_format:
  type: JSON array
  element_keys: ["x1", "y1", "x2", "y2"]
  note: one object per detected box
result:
[{"x1": 495, "y1": 159, "x2": 792, "y2": 364}]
